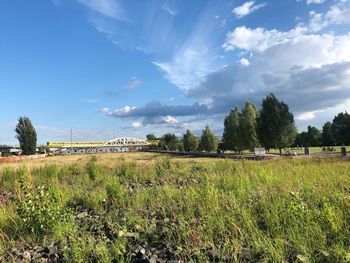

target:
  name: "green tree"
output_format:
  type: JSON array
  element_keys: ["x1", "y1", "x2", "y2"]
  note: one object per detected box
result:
[
  {"x1": 257, "y1": 94, "x2": 297, "y2": 154},
  {"x1": 160, "y1": 133, "x2": 179, "y2": 151},
  {"x1": 331, "y1": 112, "x2": 350, "y2": 145},
  {"x1": 306, "y1": 126, "x2": 321, "y2": 147},
  {"x1": 294, "y1": 132, "x2": 308, "y2": 147},
  {"x1": 321, "y1": 121, "x2": 335, "y2": 146},
  {"x1": 15, "y1": 116, "x2": 37, "y2": 155},
  {"x1": 146, "y1": 134, "x2": 157, "y2": 140},
  {"x1": 241, "y1": 101, "x2": 259, "y2": 151},
  {"x1": 222, "y1": 107, "x2": 242, "y2": 152},
  {"x1": 183, "y1": 129, "x2": 198, "y2": 151},
  {"x1": 199, "y1": 125, "x2": 218, "y2": 152}
]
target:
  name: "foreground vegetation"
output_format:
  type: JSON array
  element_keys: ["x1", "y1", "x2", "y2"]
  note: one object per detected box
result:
[{"x1": 0, "y1": 153, "x2": 349, "y2": 262}]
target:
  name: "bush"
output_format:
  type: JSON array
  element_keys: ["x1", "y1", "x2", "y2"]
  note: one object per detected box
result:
[
  {"x1": 87, "y1": 156, "x2": 99, "y2": 181},
  {"x1": 16, "y1": 180, "x2": 67, "y2": 238},
  {"x1": 106, "y1": 181, "x2": 123, "y2": 203}
]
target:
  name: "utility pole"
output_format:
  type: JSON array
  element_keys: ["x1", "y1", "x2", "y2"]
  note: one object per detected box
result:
[{"x1": 71, "y1": 128, "x2": 73, "y2": 154}]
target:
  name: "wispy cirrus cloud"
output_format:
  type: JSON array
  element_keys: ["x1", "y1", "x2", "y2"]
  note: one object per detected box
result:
[
  {"x1": 125, "y1": 77, "x2": 143, "y2": 89},
  {"x1": 162, "y1": 4, "x2": 178, "y2": 16},
  {"x1": 232, "y1": 1, "x2": 266, "y2": 18},
  {"x1": 306, "y1": 0, "x2": 326, "y2": 4},
  {"x1": 77, "y1": 0, "x2": 126, "y2": 20},
  {"x1": 82, "y1": 98, "x2": 99, "y2": 104}
]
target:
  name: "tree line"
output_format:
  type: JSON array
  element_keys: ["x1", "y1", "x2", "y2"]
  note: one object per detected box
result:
[
  {"x1": 294, "y1": 112, "x2": 350, "y2": 147},
  {"x1": 151, "y1": 93, "x2": 350, "y2": 153},
  {"x1": 12, "y1": 93, "x2": 350, "y2": 155}
]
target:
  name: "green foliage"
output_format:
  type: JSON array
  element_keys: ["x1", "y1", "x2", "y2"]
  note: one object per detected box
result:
[
  {"x1": 223, "y1": 102, "x2": 259, "y2": 152},
  {"x1": 183, "y1": 129, "x2": 198, "y2": 151},
  {"x1": 37, "y1": 145, "x2": 50, "y2": 154},
  {"x1": 15, "y1": 116, "x2": 37, "y2": 155},
  {"x1": 155, "y1": 158, "x2": 172, "y2": 177},
  {"x1": 241, "y1": 101, "x2": 259, "y2": 151},
  {"x1": 160, "y1": 133, "x2": 179, "y2": 151},
  {"x1": 146, "y1": 133, "x2": 157, "y2": 140},
  {"x1": 87, "y1": 156, "x2": 99, "y2": 181},
  {"x1": 322, "y1": 121, "x2": 336, "y2": 146},
  {"x1": 257, "y1": 93, "x2": 297, "y2": 153},
  {"x1": 16, "y1": 181, "x2": 67, "y2": 238},
  {"x1": 199, "y1": 125, "x2": 218, "y2": 152},
  {"x1": 106, "y1": 181, "x2": 123, "y2": 204},
  {"x1": 296, "y1": 126, "x2": 321, "y2": 147},
  {"x1": 223, "y1": 107, "x2": 243, "y2": 152},
  {"x1": 331, "y1": 112, "x2": 350, "y2": 145}
]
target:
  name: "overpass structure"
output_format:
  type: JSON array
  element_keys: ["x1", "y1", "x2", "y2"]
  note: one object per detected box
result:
[{"x1": 47, "y1": 137, "x2": 155, "y2": 155}]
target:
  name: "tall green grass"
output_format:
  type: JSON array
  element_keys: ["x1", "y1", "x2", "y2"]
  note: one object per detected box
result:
[{"x1": 0, "y1": 156, "x2": 349, "y2": 262}]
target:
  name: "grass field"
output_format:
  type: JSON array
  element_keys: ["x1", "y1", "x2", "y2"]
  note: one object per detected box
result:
[{"x1": 0, "y1": 153, "x2": 349, "y2": 262}]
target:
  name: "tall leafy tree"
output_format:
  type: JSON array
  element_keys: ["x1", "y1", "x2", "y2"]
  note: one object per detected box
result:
[
  {"x1": 321, "y1": 121, "x2": 335, "y2": 146},
  {"x1": 294, "y1": 132, "x2": 308, "y2": 147},
  {"x1": 183, "y1": 130, "x2": 198, "y2": 151},
  {"x1": 15, "y1": 116, "x2": 37, "y2": 155},
  {"x1": 332, "y1": 112, "x2": 350, "y2": 145},
  {"x1": 222, "y1": 107, "x2": 242, "y2": 152},
  {"x1": 199, "y1": 125, "x2": 218, "y2": 152},
  {"x1": 306, "y1": 126, "x2": 321, "y2": 147},
  {"x1": 146, "y1": 134, "x2": 157, "y2": 140},
  {"x1": 257, "y1": 93, "x2": 297, "y2": 154},
  {"x1": 241, "y1": 101, "x2": 259, "y2": 151},
  {"x1": 160, "y1": 133, "x2": 179, "y2": 151}
]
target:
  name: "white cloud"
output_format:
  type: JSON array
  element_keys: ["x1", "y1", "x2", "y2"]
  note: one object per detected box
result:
[
  {"x1": 162, "y1": 4, "x2": 177, "y2": 16},
  {"x1": 131, "y1": 122, "x2": 142, "y2": 128},
  {"x1": 82, "y1": 98, "x2": 99, "y2": 103},
  {"x1": 125, "y1": 77, "x2": 143, "y2": 89},
  {"x1": 162, "y1": 115, "x2": 178, "y2": 124},
  {"x1": 223, "y1": 26, "x2": 307, "y2": 52},
  {"x1": 238, "y1": 58, "x2": 251, "y2": 66},
  {"x1": 295, "y1": 110, "x2": 319, "y2": 120},
  {"x1": 100, "y1": 107, "x2": 110, "y2": 113},
  {"x1": 153, "y1": 46, "x2": 214, "y2": 92},
  {"x1": 153, "y1": 3, "x2": 227, "y2": 92},
  {"x1": 191, "y1": 25, "x2": 350, "y2": 126},
  {"x1": 77, "y1": 0, "x2": 126, "y2": 20},
  {"x1": 306, "y1": 0, "x2": 326, "y2": 4},
  {"x1": 307, "y1": 0, "x2": 350, "y2": 32},
  {"x1": 232, "y1": 1, "x2": 266, "y2": 18}
]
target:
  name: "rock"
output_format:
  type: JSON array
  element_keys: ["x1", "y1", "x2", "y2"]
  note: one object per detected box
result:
[
  {"x1": 48, "y1": 244, "x2": 58, "y2": 255},
  {"x1": 22, "y1": 251, "x2": 31, "y2": 261},
  {"x1": 126, "y1": 232, "x2": 140, "y2": 239},
  {"x1": 32, "y1": 252, "x2": 42, "y2": 261},
  {"x1": 76, "y1": 211, "x2": 88, "y2": 219}
]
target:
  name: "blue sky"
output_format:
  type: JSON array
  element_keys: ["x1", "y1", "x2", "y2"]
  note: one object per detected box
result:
[{"x1": 1, "y1": 0, "x2": 350, "y2": 144}]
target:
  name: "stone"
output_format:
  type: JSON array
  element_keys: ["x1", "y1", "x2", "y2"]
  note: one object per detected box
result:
[
  {"x1": 341, "y1": 146, "x2": 347, "y2": 156},
  {"x1": 23, "y1": 251, "x2": 31, "y2": 261}
]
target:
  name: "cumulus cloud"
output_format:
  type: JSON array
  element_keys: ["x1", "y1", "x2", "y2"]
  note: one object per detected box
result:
[
  {"x1": 191, "y1": 25, "x2": 350, "y2": 125},
  {"x1": 223, "y1": 26, "x2": 307, "y2": 52},
  {"x1": 131, "y1": 122, "x2": 142, "y2": 128},
  {"x1": 232, "y1": 1, "x2": 266, "y2": 18},
  {"x1": 238, "y1": 58, "x2": 251, "y2": 66},
  {"x1": 307, "y1": 0, "x2": 350, "y2": 32}
]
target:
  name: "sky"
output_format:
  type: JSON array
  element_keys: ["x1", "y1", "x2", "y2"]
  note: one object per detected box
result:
[{"x1": 1, "y1": 0, "x2": 350, "y2": 144}]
